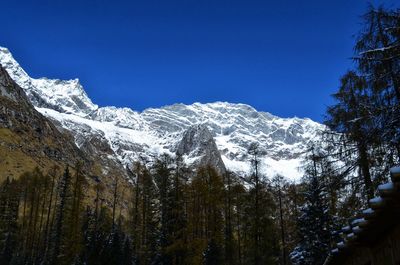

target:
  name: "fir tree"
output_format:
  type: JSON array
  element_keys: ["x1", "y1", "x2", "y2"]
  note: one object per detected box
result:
[
  {"x1": 50, "y1": 166, "x2": 72, "y2": 265},
  {"x1": 0, "y1": 178, "x2": 19, "y2": 265},
  {"x1": 203, "y1": 238, "x2": 221, "y2": 265},
  {"x1": 122, "y1": 236, "x2": 134, "y2": 265},
  {"x1": 153, "y1": 154, "x2": 174, "y2": 265},
  {"x1": 290, "y1": 150, "x2": 332, "y2": 265}
]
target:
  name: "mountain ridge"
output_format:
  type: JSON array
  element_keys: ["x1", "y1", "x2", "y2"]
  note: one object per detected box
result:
[{"x1": 0, "y1": 46, "x2": 324, "y2": 180}]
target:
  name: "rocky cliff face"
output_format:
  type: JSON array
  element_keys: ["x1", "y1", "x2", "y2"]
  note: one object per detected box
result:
[
  {"x1": 0, "y1": 63, "x2": 134, "y2": 213},
  {"x1": 0, "y1": 46, "x2": 325, "y2": 180},
  {"x1": 0, "y1": 64, "x2": 84, "y2": 179},
  {"x1": 177, "y1": 124, "x2": 226, "y2": 175}
]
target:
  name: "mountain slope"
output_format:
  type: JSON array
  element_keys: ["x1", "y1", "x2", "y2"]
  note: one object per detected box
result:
[
  {"x1": 0, "y1": 46, "x2": 324, "y2": 180},
  {"x1": 0, "y1": 62, "x2": 135, "y2": 214},
  {"x1": 0, "y1": 64, "x2": 83, "y2": 179}
]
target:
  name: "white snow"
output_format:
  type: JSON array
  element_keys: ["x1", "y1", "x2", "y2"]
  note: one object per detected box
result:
[
  {"x1": 0, "y1": 46, "x2": 97, "y2": 117},
  {"x1": 0, "y1": 46, "x2": 327, "y2": 181},
  {"x1": 347, "y1": 233, "x2": 355, "y2": 239},
  {"x1": 351, "y1": 218, "x2": 367, "y2": 226},
  {"x1": 369, "y1": 197, "x2": 384, "y2": 206},
  {"x1": 337, "y1": 242, "x2": 346, "y2": 248},
  {"x1": 362, "y1": 208, "x2": 374, "y2": 215},
  {"x1": 390, "y1": 166, "x2": 400, "y2": 178},
  {"x1": 262, "y1": 157, "x2": 302, "y2": 179},
  {"x1": 342, "y1": 226, "x2": 351, "y2": 232},
  {"x1": 36, "y1": 107, "x2": 167, "y2": 164},
  {"x1": 352, "y1": 226, "x2": 362, "y2": 234},
  {"x1": 359, "y1": 45, "x2": 398, "y2": 55},
  {"x1": 31, "y1": 78, "x2": 98, "y2": 116},
  {"x1": 378, "y1": 182, "x2": 394, "y2": 193}
]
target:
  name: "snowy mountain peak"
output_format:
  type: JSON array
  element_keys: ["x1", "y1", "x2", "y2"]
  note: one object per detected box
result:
[
  {"x1": 29, "y1": 77, "x2": 98, "y2": 116},
  {"x1": 0, "y1": 46, "x2": 98, "y2": 117},
  {"x1": 0, "y1": 46, "x2": 32, "y2": 90},
  {"x1": 0, "y1": 46, "x2": 325, "y2": 180}
]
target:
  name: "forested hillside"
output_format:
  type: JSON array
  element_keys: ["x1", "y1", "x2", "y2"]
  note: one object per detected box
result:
[{"x1": 0, "y1": 157, "x2": 286, "y2": 264}]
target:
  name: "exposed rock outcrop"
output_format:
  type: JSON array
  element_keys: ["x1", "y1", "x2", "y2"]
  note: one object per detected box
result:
[{"x1": 177, "y1": 124, "x2": 226, "y2": 175}]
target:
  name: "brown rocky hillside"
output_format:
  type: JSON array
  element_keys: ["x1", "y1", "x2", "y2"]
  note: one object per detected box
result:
[{"x1": 0, "y1": 64, "x2": 132, "y2": 213}]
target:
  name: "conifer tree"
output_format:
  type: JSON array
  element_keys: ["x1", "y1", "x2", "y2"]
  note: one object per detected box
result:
[
  {"x1": 203, "y1": 238, "x2": 222, "y2": 265},
  {"x1": 154, "y1": 154, "x2": 174, "y2": 265},
  {"x1": 247, "y1": 142, "x2": 261, "y2": 265},
  {"x1": 64, "y1": 162, "x2": 87, "y2": 262},
  {"x1": 246, "y1": 143, "x2": 279, "y2": 264},
  {"x1": 231, "y1": 182, "x2": 247, "y2": 265},
  {"x1": 223, "y1": 171, "x2": 235, "y2": 265},
  {"x1": 131, "y1": 163, "x2": 159, "y2": 265},
  {"x1": 168, "y1": 155, "x2": 188, "y2": 265},
  {"x1": 103, "y1": 224, "x2": 124, "y2": 265},
  {"x1": 122, "y1": 236, "x2": 134, "y2": 265},
  {"x1": 290, "y1": 150, "x2": 332, "y2": 265},
  {"x1": 354, "y1": 4, "x2": 400, "y2": 167},
  {"x1": 355, "y1": 5, "x2": 400, "y2": 104},
  {"x1": 50, "y1": 166, "x2": 72, "y2": 265},
  {"x1": 0, "y1": 178, "x2": 19, "y2": 265},
  {"x1": 272, "y1": 175, "x2": 288, "y2": 265},
  {"x1": 325, "y1": 71, "x2": 376, "y2": 200}
]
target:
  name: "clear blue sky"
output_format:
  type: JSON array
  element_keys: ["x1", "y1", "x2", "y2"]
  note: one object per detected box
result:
[{"x1": 1, "y1": 0, "x2": 398, "y2": 121}]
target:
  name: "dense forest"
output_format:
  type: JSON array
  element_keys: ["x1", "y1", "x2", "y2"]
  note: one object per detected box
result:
[
  {"x1": 0, "y1": 155, "x2": 287, "y2": 265},
  {"x1": 0, "y1": 4, "x2": 399, "y2": 265}
]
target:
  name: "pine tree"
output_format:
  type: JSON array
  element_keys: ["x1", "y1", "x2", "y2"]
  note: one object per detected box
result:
[
  {"x1": 121, "y1": 235, "x2": 134, "y2": 265},
  {"x1": 354, "y1": 5, "x2": 400, "y2": 165},
  {"x1": 325, "y1": 71, "x2": 377, "y2": 201},
  {"x1": 231, "y1": 182, "x2": 247, "y2": 265},
  {"x1": 290, "y1": 150, "x2": 332, "y2": 265},
  {"x1": 185, "y1": 166, "x2": 224, "y2": 264},
  {"x1": 42, "y1": 166, "x2": 60, "y2": 263},
  {"x1": 272, "y1": 175, "x2": 288, "y2": 265},
  {"x1": 203, "y1": 238, "x2": 221, "y2": 265},
  {"x1": 130, "y1": 163, "x2": 159, "y2": 265},
  {"x1": 64, "y1": 162, "x2": 87, "y2": 262},
  {"x1": 355, "y1": 5, "x2": 400, "y2": 104},
  {"x1": 246, "y1": 143, "x2": 279, "y2": 265},
  {"x1": 223, "y1": 171, "x2": 235, "y2": 265},
  {"x1": 153, "y1": 154, "x2": 174, "y2": 265},
  {"x1": 50, "y1": 166, "x2": 72, "y2": 265},
  {"x1": 103, "y1": 225, "x2": 124, "y2": 265},
  {"x1": 247, "y1": 142, "x2": 261, "y2": 265},
  {"x1": 0, "y1": 178, "x2": 19, "y2": 265},
  {"x1": 168, "y1": 155, "x2": 188, "y2": 265}
]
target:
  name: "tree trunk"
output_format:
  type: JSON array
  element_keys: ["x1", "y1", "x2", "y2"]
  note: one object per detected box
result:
[{"x1": 358, "y1": 143, "x2": 374, "y2": 200}]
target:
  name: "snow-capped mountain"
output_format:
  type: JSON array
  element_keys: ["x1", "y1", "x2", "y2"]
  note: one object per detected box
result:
[
  {"x1": 0, "y1": 47, "x2": 98, "y2": 117},
  {"x1": 0, "y1": 46, "x2": 324, "y2": 180}
]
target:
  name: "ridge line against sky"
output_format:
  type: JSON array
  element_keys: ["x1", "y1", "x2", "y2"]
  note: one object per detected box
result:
[{"x1": 1, "y1": 0, "x2": 398, "y2": 122}]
